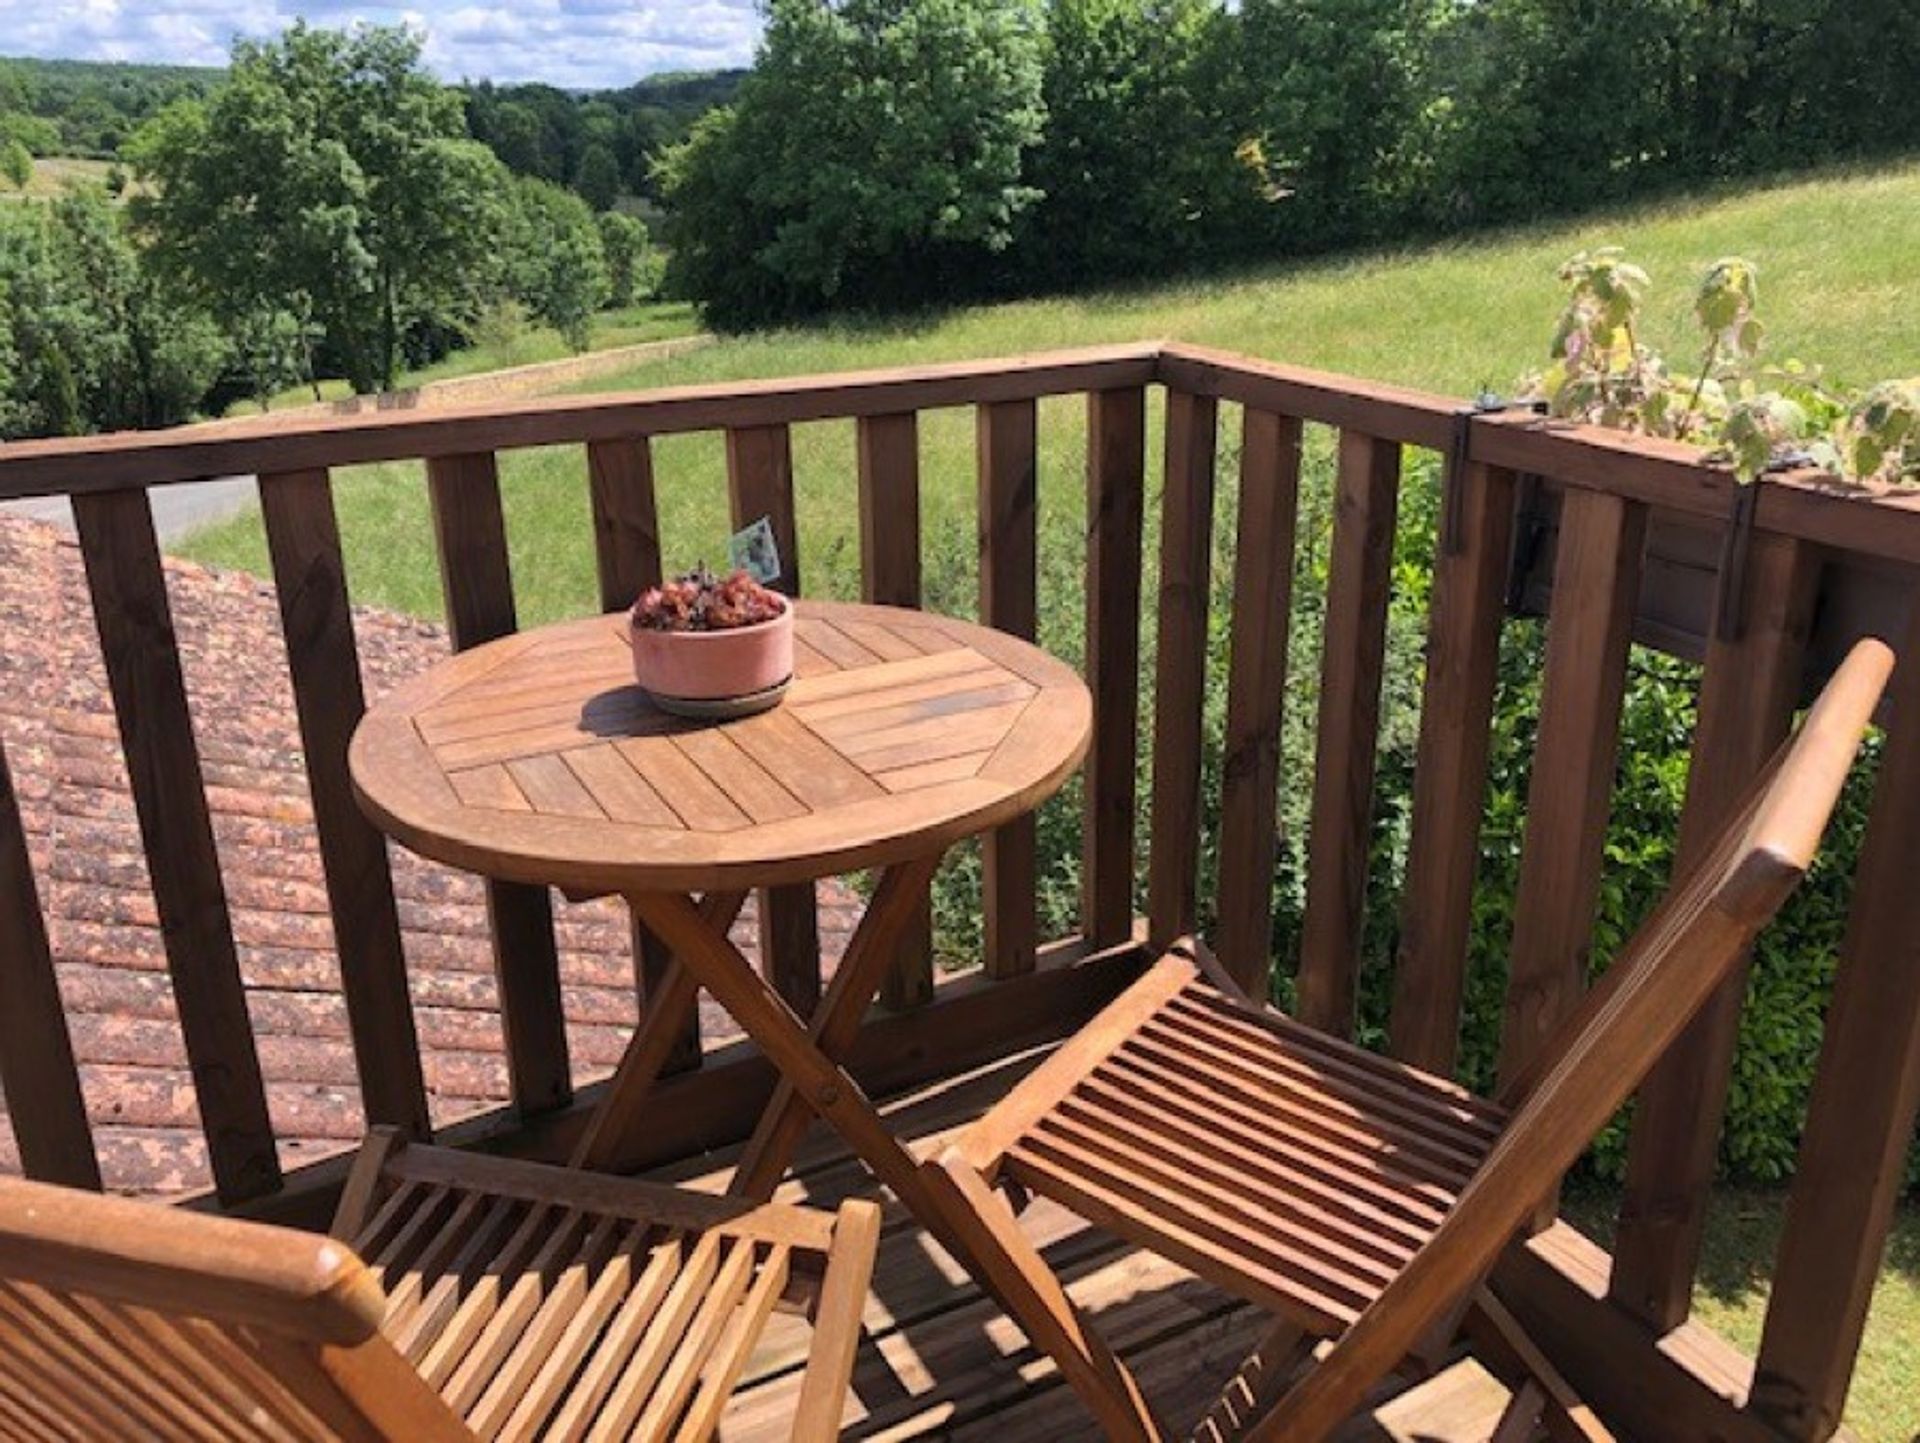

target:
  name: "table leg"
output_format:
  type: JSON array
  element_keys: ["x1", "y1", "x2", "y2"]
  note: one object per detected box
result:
[
  {"x1": 569, "y1": 889, "x2": 747, "y2": 1170},
  {"x1": 623, "y1": 886, "x2": 1164, "y2": 1441},
  {"x1": 729, "y1": 854, "x2": 942, "y2": 1200}
]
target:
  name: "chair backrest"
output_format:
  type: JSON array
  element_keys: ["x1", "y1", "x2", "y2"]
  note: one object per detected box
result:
[
  {"x1": 0, "y1": 1172, "x2": 468, "y2": 1441},
  {"x1": 1253, "y1": 634, "x2": 1896, "y2": 1441}
]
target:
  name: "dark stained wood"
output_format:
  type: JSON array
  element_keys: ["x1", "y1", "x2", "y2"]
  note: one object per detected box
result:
[
  {"x1": 1147, "y1": 389, "x2": 1219, "y2": 948},
  {"x1": 1495, "y1": 488, "x2": 1648, "y2": 1092},
  {"x1": 260, "y1": 468, "x2": 430, "y2": 1140},
  {"x1": 858, "y1": 411, "x2": 934, "y2": 1009},
  {"x1": 1156, "y1": 343, "x2": 1458, "y2": 452},
  {"x1": 425, "y1": 451, "x2": 571, "y2": 1116},
  {"x1": 727, "y1": 423, "x2": 822, "y2": 1016},
  {"x1": 1082, "y1": 386, "x2": 1147, "y2": 949},
  {"x1": 586, "y1": 436, "x2": 662, "y2": 614},
  {"x1": 1389, "y1": 464, "x2": 1519, "y2": 1073},
  {"x1": 1213, "y1": 408, "x2": 1302, "y2": 997},
  {"x1": 1610, "y1": 532, "x2": 1818, "y2": 1331},
  {"x1": 70, "y1": 488, "x2": 280, "y2": 1205},
  {"x1": 583, "y1": 436, "x2": 698, "y2": 1074},
  {"x1": 0, "y1": 344, "x2": 1161, "y2": 498},
  {"x1": 1296, "y1": 432, "x2": 1401, "y2": 1035},
  {"x1": 1750, "y1": 594, "x2": 1920, "y2": 1443},
  {"x1": 978, "y1": 399, "x2": 1040, "y2": 979},
  {"x1": 353, "y1": 605, "x2": 1089, "y2": 895},
  {"x1": 0, "y1": 735, "x2": 98, "y2": 1189}
]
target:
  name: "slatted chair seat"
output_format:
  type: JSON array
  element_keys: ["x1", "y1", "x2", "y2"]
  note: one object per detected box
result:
[
  {"x1": 0, "y1": 1130, "x2": 880, "y2": 1442},
  {"x1": 926, "y1": 637, "x2": 1894, "y2": 1442},
  {"x1": 988, "y1": 954, "x2": 1507, "y2": 1335}
]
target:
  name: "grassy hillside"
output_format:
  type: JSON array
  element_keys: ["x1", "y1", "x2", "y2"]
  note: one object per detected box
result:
[
  {"x1": 178, "y1": 161, "x2": 1920, "y2": 1442},
  {"x1": 186, "y1": 159, "x2": 1920, "y2": 621},
  {"x1": 0, "y1": 154, "x2": 119, "y2": 201}
]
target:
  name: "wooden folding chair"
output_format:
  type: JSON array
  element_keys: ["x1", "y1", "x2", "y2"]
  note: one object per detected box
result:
[
  {"x1": 0, "y1": 1129, "x2": 880, "y2": 1440},
  {"x1": 928, "y1": 637, "x2": 1894, "y2": 1441}
]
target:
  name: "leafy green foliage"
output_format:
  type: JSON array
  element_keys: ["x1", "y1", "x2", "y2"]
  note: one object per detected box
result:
[
  {"x1": 1527, "y1": 248, "x2": 1920, "y2": 486},
  {"x1": 0, "y1": 141, "x2": 29, "y2": 192},
  {"x1": 598, "y1": 212, "x2": 660, "y2": 308},
  {"x1": 498, "y1": 178, "x2": 611, "y2": 352},
  {"x1": 0, "y1": 188, "x2": 223, "y2": 437},
  {"x1": 573, "y1": 143, "x2": 623, "y2": 212},
  {"x1": 128, "y1": 23, "x2": 514, "y2": 394},
  {"x1": 661, "y1": 0, "x2": 1048, "y2": 327},
  {"x1": 0, "y1": 57, "x2": 216, "y2": 158}
]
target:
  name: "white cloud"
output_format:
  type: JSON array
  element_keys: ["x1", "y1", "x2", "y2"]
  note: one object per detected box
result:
[{"x1": 0, "y1": 1, "x2": 762, "y2": 87}]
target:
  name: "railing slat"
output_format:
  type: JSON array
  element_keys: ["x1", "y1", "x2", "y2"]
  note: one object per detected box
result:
[
  {"x1": 725, "y1": 423, "x2": 822, "y2": 1015},
  {"x1": 0, "y1": 735, "x2": 98, "y2": 1188},
  {"x1": 584, "y1": 438, "x2": 699, "y2": 1074},
  {"x1": 1610, "y1": 531, "x2": 1818, "y2": 1330},
  {"x1": 587, "y1": 437, "x2": 663, "y2": 614},
  {"x1": 70, "y1": 488, "x2": 280, "y2": 1203},
  {"x1": 1082, "y1": 387, "x2": 1147, "y2": 949},
  {"x1": 1389, "y1": 462, "x2": 1518, "y2": 1073},
  {"x1": 858, "y1": 412, "x2": 935, "y2": 1007},
  {"x1": 1496, "y1": 487, "x2": 1647, "y2": 1090},
  {"x1": 424, "y1": 452, "x2": 572, "y2": 1114},
  {"x1": 1213, "y1": 408, "x2": 1302, "y2": 996},
  {"x1": 977, "y1": 399, "x2": 1040, "y2": 979},
  {"x1": 1751, "y1": 592, "x2": 1920, "y2": 1443},
  {"x1": 259, "y1": 468, "x2": 430, "y2": 1138},
  {"x1": 1147, "y1": 389, "x2": 1219, "y2": 948},
  {"x1": 1296, "y1": 431, "x2": 1402, "y2": 1034}
]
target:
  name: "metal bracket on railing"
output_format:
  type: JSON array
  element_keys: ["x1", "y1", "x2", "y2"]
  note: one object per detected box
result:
[
  {"x1": 1443, "y1": 394, "x2": 1544, "y2": 556},
  {"x1": 1712, "y1": 478, "x2": 1763, "y2": 646}
]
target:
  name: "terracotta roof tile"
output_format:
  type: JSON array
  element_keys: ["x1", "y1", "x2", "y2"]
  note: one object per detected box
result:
[{"x1": 0, "y1": 517, "x2": 861, "y2": 1198}]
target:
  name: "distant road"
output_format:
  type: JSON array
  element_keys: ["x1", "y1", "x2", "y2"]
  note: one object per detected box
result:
[{"x1": 3, "y1": 475, "x2": 257, "y2": 544}]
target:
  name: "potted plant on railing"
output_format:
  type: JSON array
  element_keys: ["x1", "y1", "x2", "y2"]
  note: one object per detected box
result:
[{"x1": 629, "y1": 565, "x2": 794, "y2": 718}]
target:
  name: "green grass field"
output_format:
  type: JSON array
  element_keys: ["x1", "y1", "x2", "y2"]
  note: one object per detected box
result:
[
  {"x1": 182, "y1": 160, "x2": 1920, "y2": 1440},
  {"x1": 1, "y1": 155, "x2": 122, "y2": 202}
]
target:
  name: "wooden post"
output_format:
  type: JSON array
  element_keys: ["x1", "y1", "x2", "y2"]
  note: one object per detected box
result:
[
  {"x1": 725, "y1": 423, "x2": 822, "y2": 1016},
  {"x1": 1751, "y1": 591, "x2": 1920, "y2": 1441},
  {"x1": 1082, "y1": 387, "x2": 1147, "y2": 950},
  {"x1": 426, "y1": 452, "x2": 572, "y2": 1115},
  {"x1": 1296, "y1": 431, "x2": 1401, "y2": 1034},
  {"x1": 261, "y1": 469, "x2": 431, "y2": 1138},
  {"x1": 585, "y1": 437, "x2": 701, "y2": 1074},
  {"x1": 0, "y1": 736, "x2": 97, "y2": 1188},
  {"x1": 858, "y1": 412, "x2": 935, "y2": 1008},
  {"x1": 978, "y1": 399, "x2": 1040, "y2": 979},
  {"x1": 1610, "y1": 532, "x2": 1818, "y2": 1329},
  {"x1": 1389, "y1": 463, "x2": 1518, "y2": 1073},
  {"x1": 1213, "y1": 408, "x2": 1302, "y2": 998},
  {"x1": 1146, "y1": 390, "x2": 1218, "y2": 949},
  {"x1": 72, "y1": 488, "x2": 281, "y2": 1203}
]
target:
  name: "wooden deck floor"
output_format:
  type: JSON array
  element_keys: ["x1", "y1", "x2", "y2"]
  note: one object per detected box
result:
[{"x1": 650, "y1": 1047, "x2": 1522, "y2": 1441}]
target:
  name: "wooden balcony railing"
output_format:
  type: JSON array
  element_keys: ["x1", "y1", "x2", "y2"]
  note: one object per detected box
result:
[{"x1": 1, "y1": 340, "x2": 1916, "y2": 1443}]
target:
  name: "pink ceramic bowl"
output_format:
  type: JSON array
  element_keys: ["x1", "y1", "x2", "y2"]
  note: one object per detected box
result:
[{"x1": 628, "y1": 599, "x2": 794, "y2": 703}]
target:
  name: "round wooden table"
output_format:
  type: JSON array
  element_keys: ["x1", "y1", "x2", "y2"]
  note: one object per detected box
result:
[{"x1": 350, "y1": 598, "x2": 1091, "y2": 1205}]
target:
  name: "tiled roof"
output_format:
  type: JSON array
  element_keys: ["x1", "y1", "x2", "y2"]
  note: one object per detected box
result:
[{"x1": 0, "y1": 518, "x2": 859, "y2": 1198}]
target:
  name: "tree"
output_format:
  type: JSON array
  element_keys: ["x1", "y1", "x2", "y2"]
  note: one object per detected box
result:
[
  {"x1": 128, "y1": 23, "x2": 512, "y2": 393},
  {"x1": 597, "y1": 211, "x2": 657, "y2": 306},
  {"x1": 0, "y1": 140, "x2": 30, "y2": 191},
  {"x1": 661, "y1": 0, "x2": 1048, "y2": 326},
  {"x1": 574, "y1": 142, "x2": 622, "y2": 210},
  {"x1": 1020, "y1": 0, "x2": 1252, "y2": 284},
  {"x1": 499, "y1": 177, "x2": 609, "y2": 351}
]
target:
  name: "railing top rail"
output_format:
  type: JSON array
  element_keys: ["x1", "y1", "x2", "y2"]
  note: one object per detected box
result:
[
  {"x1": 4, "y1": 336, "x2": 1920, "y2": 572},
  {"x1": 0, "y1": 342, "x2": 1162, "y2": 499}
]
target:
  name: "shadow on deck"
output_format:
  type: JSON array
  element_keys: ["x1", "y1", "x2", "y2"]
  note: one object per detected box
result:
[{"x1": 698, "y1": 1049, "x2": 1514, "y2": 1441}]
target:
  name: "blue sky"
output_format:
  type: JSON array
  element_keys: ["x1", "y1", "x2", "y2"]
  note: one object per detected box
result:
[{"x1": 0, "y1": 2, "x2": 764, "y2": 90}]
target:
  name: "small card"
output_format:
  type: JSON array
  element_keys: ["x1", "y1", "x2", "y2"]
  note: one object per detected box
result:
[{"x1": 729, "y1": 516, "x2": 783, "y2": 585}]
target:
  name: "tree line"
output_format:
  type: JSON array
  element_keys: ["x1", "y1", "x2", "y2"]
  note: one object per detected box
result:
[
  {"x1": 0, "y1": 52, "x2": 739, "y2": 212},
  {"x1": 662, "y1": 0, "x2": 1920, "y2": 327},
  {"x1": 0, "y1": 26, "x2": 662, "y2": 440}
]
